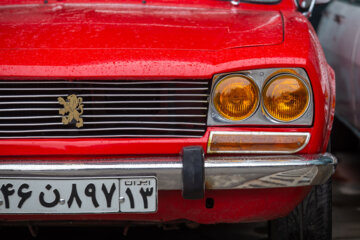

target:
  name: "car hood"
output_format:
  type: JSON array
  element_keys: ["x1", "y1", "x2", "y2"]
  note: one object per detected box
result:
[{"x1": 0, "y1": 3, "x2": 283, "y2": 51}]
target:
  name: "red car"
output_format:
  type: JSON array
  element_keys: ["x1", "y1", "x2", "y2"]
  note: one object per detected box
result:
[{"x1": 0, "y1": 0, "x2": 336, "y2": 239}]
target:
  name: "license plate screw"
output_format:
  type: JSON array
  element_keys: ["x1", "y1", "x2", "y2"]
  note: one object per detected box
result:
[
  {"x1": 59, "y1": 199, "x2": 66, "y2": 205},
  {"x1": 119, "y1": 196, "x2": 125, "y2": 203}
]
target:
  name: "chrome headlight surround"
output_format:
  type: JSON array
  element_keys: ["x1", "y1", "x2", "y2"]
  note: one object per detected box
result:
[{"x1": 207, "y1": 68, "x2": 314, "y2": 126}]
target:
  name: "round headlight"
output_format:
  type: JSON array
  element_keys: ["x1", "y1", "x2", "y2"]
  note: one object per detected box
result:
[
  {"x1": 262, "y1": 74, "x2": 310, "y2": 122},
  {"x1": 213, "y1": 74, "x2": 259, "y2": 121}
]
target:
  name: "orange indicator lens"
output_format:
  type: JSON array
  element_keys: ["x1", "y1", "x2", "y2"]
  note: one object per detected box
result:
[{"x1": 208, "y1": 132, "x2": 309, "y2": 153}]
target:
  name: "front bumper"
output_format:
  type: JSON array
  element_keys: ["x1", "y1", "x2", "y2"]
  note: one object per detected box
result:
[{"x1": 0, "y1": 153, "x2": 337, "y2": 192}]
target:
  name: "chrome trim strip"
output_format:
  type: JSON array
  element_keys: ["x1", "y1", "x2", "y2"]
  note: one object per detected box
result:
[
  {"x1": 83, "y1": 107, "x2": 208, "y2": 110},
  {"x1": 0, "y1": 108, "x2": 58, "y2": 112},
  {"x1": 81, "y1": 114, "x2": 206, "y2": 118},
  {"x1": 0, "y1": 114, "x2": 207, "y2": 120},
  {"x1": 0, "y1": 116, "x2": 62, "y2": 120},
  {"x1": 0, "y1": 154, "x2": 337, "y2": 190},
  {"x1": 0, "y1": 100, "x2": 209, "y2": 105},
  {"x1": 0, "y1": 135, "x2": 202, "y2": 139},
  {"x1": 0, "y1": 127, "x2": 205, "y2": 133},
  {"x1": 207, "y1": 131, "x2": 311, "y2": 154},
  {"x1": 0, "y1": 94, "x2": 209, "y2": 98},
  {"x1": 0, "y1": 81, "x2": 209, "y2": 85},
  {"x1": 0, "y1": 101, "x2": 59, "y2": 105},
  {"x1": 85, "y1": 100, "x2": 209, "y2": 104},
  {"x1": 0, "y1": 87, "x2": 208, "y2": 91},
  {"x1": 0, "y1": 121, "x2": 207, "y2": 127},
  {"x1": 0, "y1": 107, "x2": 207, "y2": 111}
]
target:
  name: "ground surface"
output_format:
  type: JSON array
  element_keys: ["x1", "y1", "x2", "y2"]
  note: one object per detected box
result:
[{"x1": 0, "y1": 151, "x2": 359, "y2": 240}]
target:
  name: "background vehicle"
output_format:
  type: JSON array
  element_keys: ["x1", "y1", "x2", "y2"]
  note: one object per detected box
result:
[
  {"x1": 0, "y1": 0, "x2": 336, "y2": 239},
  {"x1": 318, "y1": 0, "x2": 360, "y2": 147}
]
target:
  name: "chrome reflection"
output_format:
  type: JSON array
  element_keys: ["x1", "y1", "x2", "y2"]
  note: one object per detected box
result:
[{"x1": 0, "y1": 153, "x2": 336, "y2": 190}]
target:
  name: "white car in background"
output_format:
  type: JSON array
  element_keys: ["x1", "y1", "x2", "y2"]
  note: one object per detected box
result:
[{"x1": 318, "y1": 0, "x2": 360, "y2": 138}]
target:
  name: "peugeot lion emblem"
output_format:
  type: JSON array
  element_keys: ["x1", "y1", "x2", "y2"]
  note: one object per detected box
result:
[{"x1": 58, "y1": 94, "x2": 84, "y2": 128}]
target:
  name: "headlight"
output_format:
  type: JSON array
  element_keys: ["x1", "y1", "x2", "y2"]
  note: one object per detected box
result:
[
  {"x1": 213, "y1": 74, "x2": 259, "y2": 121},
  {"x1": 262, "y1": 73, "x2": 310, "y2": 122},
  {"x1": 208, "y1": 68, "x2": 313, "y2": 126}
]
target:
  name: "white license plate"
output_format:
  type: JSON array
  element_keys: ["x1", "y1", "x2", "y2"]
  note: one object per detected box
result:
[{"x1": 0, "y1": 177, "x2": 157, "y2": 214}]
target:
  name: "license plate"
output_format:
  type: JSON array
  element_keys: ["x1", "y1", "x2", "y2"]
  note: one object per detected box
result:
[{"x1": 0, "y1": 177, "x2": 157, "y2": 214}]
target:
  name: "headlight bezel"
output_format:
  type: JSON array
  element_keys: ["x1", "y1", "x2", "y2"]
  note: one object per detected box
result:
[{"x1": 207, "y1": 68, "x2": 314, "y2": 126}]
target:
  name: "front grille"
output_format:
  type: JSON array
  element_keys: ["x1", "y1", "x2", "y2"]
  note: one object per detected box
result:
[{"x1": 0, "y1": 80, "x2": 210, "y2": 138}]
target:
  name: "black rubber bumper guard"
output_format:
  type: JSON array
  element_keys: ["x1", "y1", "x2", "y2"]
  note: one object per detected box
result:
[{"x1": 181, "y1": 146, "x2": 205, "y2": 200}]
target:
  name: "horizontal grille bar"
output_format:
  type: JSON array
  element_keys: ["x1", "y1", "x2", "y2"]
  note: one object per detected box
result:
[
  {"x1": 0, "y1": 135, "x2": 201, "y2": 139},
  {"x1": 0, "y1": 87, "x2": 208, "y2": 91},
  {"x1": 0, "y1": 79, "x2": 210, "y2": 138},
  {"x1": 0, "y1": 121, "x2": 207, "y2": 126},
  {"x1": 0, "y1": 94, "x2": 209, "y2": 98},
  {"x1": 0, "y1": 127, "x2": 205, "y2": 133},
  {"x1": 0, "y1": 100, "x2": 209, "y2": 104},
  {"x1": 0, "y1": 81, "x2": 209, "y2": 85},
  {"x1": 0, "y1": 107, "x2": 208, "y2": 112},
  {"x1": 0, "y1": 114, "x2": 207, "y2": 119}
]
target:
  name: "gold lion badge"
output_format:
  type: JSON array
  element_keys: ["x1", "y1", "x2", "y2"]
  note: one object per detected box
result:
[{"x1": 58, "y1": 94, "x2": 84, "y2": 128}]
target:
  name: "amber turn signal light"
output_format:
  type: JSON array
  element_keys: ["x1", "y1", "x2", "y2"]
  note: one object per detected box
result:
[
  {"x1": 262, "y1": 74, "x2": 310, "y2": 122},
  {"x1": 207, "y1": 131, "x2": 310, "y2": 154},
  {"x1": 213, "y1": 75, "x2": 259, "y2": 121}
]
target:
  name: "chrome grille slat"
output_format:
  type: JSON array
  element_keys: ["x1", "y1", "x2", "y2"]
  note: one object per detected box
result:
[
  {"x1": 0, "y1": 100, "x2": 209, "y2": 104},
  {"x1": 0, "y1": 94, "x2": 209, "y2": 98},
  {"x1": 0, "y1": 107, "x2": 208, "y2": 111},
  {"x1": 0, "y1": 116, "x2": 62, "y2": 120},
  {"x1": 0, "y1": 121, "x2": 207, "y2": 126},
  {"x1": 0, "y1": 135, "x2": 201, "y2": 139},
  {"x1": 0, "y1": 81, "x2": 209, "y2": 85},
  {"x1": 0, "y1": 108, "x2": 59, "y2": 112},
  {"x1": 0, "y1": 79, "x2": 210, "y2": 138},
  {"x1": 0, "y1": 87, "x2": 208, "y2": 91},
  {"x1": 83, "y1": 114, "x2": 208, "y2": 118},
  {"x1": 0, "y1": 127, "x2": 205, "y2": 133},
  {"x1": 0, "y1": 114, "x2": 207, "y2": 120}
]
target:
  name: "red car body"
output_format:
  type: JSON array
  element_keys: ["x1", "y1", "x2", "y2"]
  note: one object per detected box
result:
[{"x1": 0, "y1": 0, "x2": 335, "y2": 224}]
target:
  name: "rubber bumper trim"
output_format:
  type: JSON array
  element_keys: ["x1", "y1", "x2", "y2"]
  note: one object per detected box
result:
[{"x1": 181, "y1": 146, "x2": 205, "y2": 200}]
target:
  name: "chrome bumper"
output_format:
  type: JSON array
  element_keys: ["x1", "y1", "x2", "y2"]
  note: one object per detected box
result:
[{"x1": 0, "y1": 153, "x2": 336, "y2": 190}]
